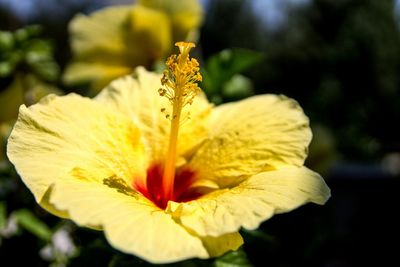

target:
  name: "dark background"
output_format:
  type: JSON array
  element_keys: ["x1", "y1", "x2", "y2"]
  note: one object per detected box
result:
[{"x1": 1, "y1": 0, "x2": 399, "y2": 266}]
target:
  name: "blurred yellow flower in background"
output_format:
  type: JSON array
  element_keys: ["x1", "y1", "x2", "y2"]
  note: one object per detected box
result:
[
  {"x1": 7, "y1": 43, "x2": 330, "y2": 263},
  {"x1": 63, "y1": 0, "x2": 203, "y2": 93},
  {"x1": 0, "y1": 75, "x2": 61, "y2": 162}
]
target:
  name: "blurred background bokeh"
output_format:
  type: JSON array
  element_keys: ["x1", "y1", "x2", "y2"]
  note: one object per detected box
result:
[{"x1": 1, "y1": 0, "x2": 399, "y2": 266}]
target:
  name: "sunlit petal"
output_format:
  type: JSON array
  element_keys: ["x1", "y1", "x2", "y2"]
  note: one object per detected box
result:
[
  {"x1": 48, "y1": 178, "x2": 209, "y2": 264},
  {"x1": 190, "y1": 95, "x2": 312, "y2": 188},
  {"x1": 96, "y1": 68, "x2": 212, "y2": 163},
  {"x1": 167, "y1": 166, "x2": 330, "y2": 237},
  {"x1": 7, "y1": 93, "x2": 146, "y2": 204}
]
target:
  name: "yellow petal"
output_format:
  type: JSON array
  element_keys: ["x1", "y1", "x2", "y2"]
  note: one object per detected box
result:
[
  {"x1": 167, "y1": 166, "x2": 330, "y2": 237},
  {"x1": 62, "y1": 62, "x2": 132, "y2": 93},
  {"x1": 48, "y1": 178, "x2": 209, "y2": 263},
  {"x1": 68, "y1": 6, "x2": 131, "y2": 59},
  {"x1": 189, "y1": 95, "x2": 312, "y2": 188},
  {"x1": 64, "y1": 5, "x2": 175, "y2": 93},
  {"x1": 129, "y1": 5, "x2": 172, "y2": 60},
  {"x1": 64, "y1": 6, "x2": 135, "y2": 92},
  {"x1": 7, "y1": 93, "x2": 146, "y2": 204},
  {"x1": 200, "y1": 232, "x2": 243, "y2": 258},
  {"x1": 96, "y1": 67, "x2": 212, "y2": 163},
  {"x1": 138, "y1": 0, "x2": 203, "y2": 41},
  {"x1": 6, "y1": 90, "x2": 241, "y2": 263}
]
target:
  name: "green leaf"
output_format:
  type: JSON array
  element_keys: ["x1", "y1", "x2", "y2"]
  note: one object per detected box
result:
[
  {"x1": 0, "y1": 62, "x2": 13, "y2": 77},
  {"x1": 240, "y1": 228, "x2": 275, "y2": 243},
  {"x1": 30, "y1": 60, "x2": 60, "y2": 82},
  {"x1": 12, "y1": 209, "x2": 52, "y2": 241},
  {"x1": 0, "y1": 25, "x2": 59, "y2": 81},
  {"x1": 0, "y1": 31, "x2": 14, "y2": 51},
  {"x1": 222, "y1": 74, "x2": 254, "y2": 100},
  {"x1": 25, "y1": 39, "x2": 59, "y2": 82},
  {"x1": 214, "y1": 249, "x2": 252, "y2": 267},
  {"x1": 14, "y1": 25, "x2": 42, "y2": 43},
  {"x1": 201, "y1": 48, "x2": 263, "y2": 102},
  {"x1": 207, "y1": 49, "x2": 262, "y2": 82}
]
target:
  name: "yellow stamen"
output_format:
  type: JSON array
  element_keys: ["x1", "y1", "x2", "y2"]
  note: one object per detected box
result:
[{"x1": 159, "y1": 42, "x2": 202, "y2": 200}]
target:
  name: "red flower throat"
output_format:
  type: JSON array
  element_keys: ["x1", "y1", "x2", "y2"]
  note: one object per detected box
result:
[{"x1": 135, "y1": 163, "x2": 202, "y2": 209}]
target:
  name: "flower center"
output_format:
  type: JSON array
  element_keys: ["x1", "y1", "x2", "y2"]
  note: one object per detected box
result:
[
  {"x1": 134, "y1": 42, "x2": 202, "y2": 209},
  {"x1": 135, "y1": 163, "x2": 202, "y2": 209},
  {"x1": 158, "y1": 42, "x2": 202, "y2": 202}
]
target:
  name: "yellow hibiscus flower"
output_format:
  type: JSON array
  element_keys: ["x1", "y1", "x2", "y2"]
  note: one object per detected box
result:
[
  {"x1": 7, "y1": 43, "x2": 330, "y2": 263},
  {"x1": 63, "y1": 0, "x2": 203, "y2": 93}
]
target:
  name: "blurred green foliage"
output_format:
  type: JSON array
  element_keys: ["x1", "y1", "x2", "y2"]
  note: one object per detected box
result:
[
  {"x1": 0, "y1": 202, "x2": 6, "y2": 229},
  {"x1": 214, "y1": 249, "x2": 251, "y2": 267},
  {"x1": 0, "y1": 25, "x2": 59, "y2": 82},
  {"x1": 259, "y1": 0, "x2": 400, "y2": 161},
  {"x1": 12, "y1": 209, "x2": 52, "y2": 242},
  {"x1": 201, "y1": 48, "x2": 262, "y2": 103},
  {"x1": 0, "y1": 25, "x2": 61, "y2": 124},
  {"x1": 201, "y1": 0, "x2": 400, "y2": 162},
  {"x1": 0, "y1": 25, "x2": 61, "y2": 163}
]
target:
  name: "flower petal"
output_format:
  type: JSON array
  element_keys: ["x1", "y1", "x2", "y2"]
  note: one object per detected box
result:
[
  {"x1": 167, "y1": 166, "x2": 330, "y2": 237},
  {"x1": 200, "y1": 232, "x2": 243, "y2": 258},
  {"x1": 138, "y1": 0, "x2": 203, "y2": 41},
  {"x1": 48, "y1": 178, "x2": 209, "y2": 263},
  {"x1": 7, "y1": 93, "x2": 146, "y2": 204},
  {"x1": 129, "y1": 5, "x2": 172, "y2": 59},
  {"x1": 64, "y1": 5, "x2": 172, "y2": 93},
  {"x1": 63, "y1": 62, "x2": 132, "y2": 92},
  {"x1": 189, "y1": 95, "x2": 312, "y2": 188},
  {"x1": 96, "y1": 68, "x2": 212, "y2": 163},
  {"x1": 7, "y1": 91, "x2": 241, "y2": 262},
  {"x1": 68, "y1": 6, "x2": 131, "y2": 61},
  {"x1": 64, "y1": 6, "x2": 135, "y2": 93}
]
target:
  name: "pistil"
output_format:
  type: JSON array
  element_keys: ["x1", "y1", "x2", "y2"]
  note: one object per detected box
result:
[{"x1": 158, "y1": 42, "x2": 202, "y2": 201}]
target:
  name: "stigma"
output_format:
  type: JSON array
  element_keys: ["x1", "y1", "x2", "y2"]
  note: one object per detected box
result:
[{"x1": 159, "y1": 42, "x2": 202, "y2": 112}]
